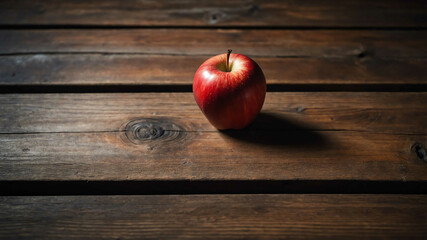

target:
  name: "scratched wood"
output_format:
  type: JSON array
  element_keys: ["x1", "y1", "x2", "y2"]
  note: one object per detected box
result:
[
  {"x1": 0, "y1": 93, "x2": 425, "y2": 181},
  {"x1": 1, "y1": 30, "x2": 426, "y2": 58},
  {"x1": 0, "y1": 195, "x2": 426, "y2": 239},
  {"x1": 1, "y1": 54, "x2": 426, "y2": 86},
  {"x1": 1, "y1": 0, "x2": 426, "y2": 27}
]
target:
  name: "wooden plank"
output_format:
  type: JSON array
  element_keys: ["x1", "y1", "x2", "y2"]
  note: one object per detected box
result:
[
  {"x1": 0, "y1": 93, "x2": 426, "y2": 181},
  {"x1": 1, "y1": 130, "x2": 425, "y2": 181},
  {"x1": 0, "y1": 92, "x2": 425, "y2": 134},
  {"x1": 1, "y1": 0, "x2": 426, "y2": 27},
  {"x1": 1, "y1": 30, "x2": 426, "y2": 58},
  {"x1": 1, "y1": 54, "x2": 427, "y2": 86},
  {"x1": 0, "y1": 195, "x2": 426, "y2": 239}
]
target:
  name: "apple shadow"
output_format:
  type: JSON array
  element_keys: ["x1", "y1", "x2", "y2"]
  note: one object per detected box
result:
[{"x1": 220, "y1": 112, "x2": 330, "y2": 149}]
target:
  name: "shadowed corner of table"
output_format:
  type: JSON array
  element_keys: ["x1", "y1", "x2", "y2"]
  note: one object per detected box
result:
[{"x1": 220, "y1": 112, "x2": 331, "y2": 149}]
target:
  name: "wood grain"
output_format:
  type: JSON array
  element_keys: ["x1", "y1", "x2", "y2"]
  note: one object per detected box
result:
[
  {"x1": 0, "y1": 93, "x2": 425, "y2": 181},
  {"x1": 1, "y1": 54, "x2": 427, "y2": 86},
  {"x1": 1, "y1": 0, "x2": 426, "y2": 27},
  {"x1": 0, "y1": 195, "x2": 426, "y2": 239},
  {"x1": 1, "y1": 29, "x2": 426, "y2": 58},
  {"x1": 0, "y1": 92, "x2": 425, "y2": 134},
  {"x1": 1, "y1": 130, "x2": 426, "y2": 181},
  {"x1": 1, "y1": 2, "x2": 425, "y2": 238}
]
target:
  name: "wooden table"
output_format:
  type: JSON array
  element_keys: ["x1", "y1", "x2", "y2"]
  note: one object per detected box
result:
[{"x1": 1, "y1": 1, "x2": 426, "y2": 239}]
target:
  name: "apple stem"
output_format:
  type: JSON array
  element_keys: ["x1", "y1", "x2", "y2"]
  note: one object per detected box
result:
[{"x1": 226, "y1": 49, "x2": 232, "y2": 72}]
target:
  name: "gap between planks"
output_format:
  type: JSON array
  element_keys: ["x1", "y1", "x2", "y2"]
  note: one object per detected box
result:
[
  {"x1": 0, "y1": 85, "x2": 426, "y2": 94},
  {"x1": 2, "y1": 25, "x2": 427, "y2": 30},
  {"x1": 1, "y1": 180, "x2": 426, "y2": 195}
]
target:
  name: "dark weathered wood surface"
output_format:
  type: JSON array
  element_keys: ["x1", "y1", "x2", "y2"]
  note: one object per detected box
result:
[
  {"x1": 1, "y1": 0, "x2": 426, "y2": 27},
  {"x1": 1, "y1": 54, "x2": 426, "y2": 86},
  {"x1": 2, "y1": 131, "x2": 425, "y2": 181},
  {"x1": 1, "y1": 195, "x2": 426, "y2": 239},
  {"x1": 2, "y1": 29, "x2": 426, "y2": 88},
  {"x1": 1, "y1": 30, "x2": 426, "y2": 57},
  {"x1": 1, "y1": 92, "x2": 425, "y2": 134},
  {"x1": 0, "y1": 93, "x2": 425, "y2": 181},
  {"x1": 1, "y1": 1, "x2": 426, "y2": 238}
]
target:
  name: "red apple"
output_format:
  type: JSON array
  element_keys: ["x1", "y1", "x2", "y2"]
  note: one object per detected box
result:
[{"x1": 193, "y1": 50, "x2": 266, "y2": 130}]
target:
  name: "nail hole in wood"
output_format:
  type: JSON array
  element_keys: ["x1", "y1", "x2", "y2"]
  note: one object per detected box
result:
[
  {"x1": 357, "y1": 51, "x2": 367, "y2": 58},
  {"x1": 205, "y1": 11, "x2": 225, "y2": 24}
]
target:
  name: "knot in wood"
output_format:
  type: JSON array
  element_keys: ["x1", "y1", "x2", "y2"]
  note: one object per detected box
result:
[
  {"x1": 411, "y1": 142, "x2": 427, "y2": 162},
  {"x1": 124, "y1": 118, "x2": 184, "y2": 145},
  {"x1": 135, "y1": 124, "x2": 164, "y2": 140}
]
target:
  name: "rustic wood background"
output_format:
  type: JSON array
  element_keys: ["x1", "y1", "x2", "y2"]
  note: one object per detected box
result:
[{"x1": 0, "y1": 0, "x2": 426, "y2": 239}]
